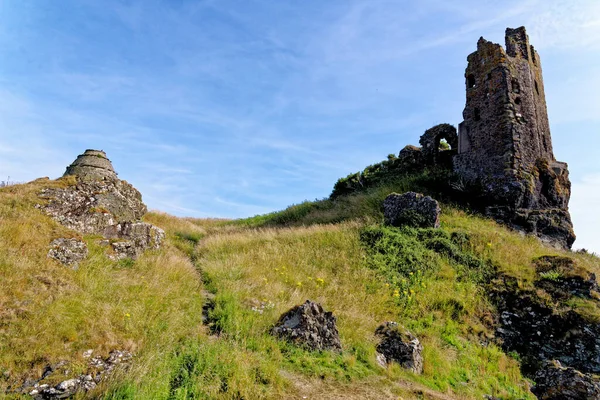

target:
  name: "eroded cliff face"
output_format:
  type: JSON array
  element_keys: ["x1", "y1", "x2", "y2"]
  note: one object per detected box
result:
[{"x1": 454, "y1": 27, "x2": 574, "y2": 249}]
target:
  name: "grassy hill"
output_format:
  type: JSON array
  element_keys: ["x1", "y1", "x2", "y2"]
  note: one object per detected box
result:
[{"x1": 1, "y1": 172, "x2": 598, "y2": 399}]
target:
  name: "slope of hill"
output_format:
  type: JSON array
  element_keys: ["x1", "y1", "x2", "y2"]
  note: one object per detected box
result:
[{"x1": 2, "y1": 167, "x2": 598, "y2": 399}]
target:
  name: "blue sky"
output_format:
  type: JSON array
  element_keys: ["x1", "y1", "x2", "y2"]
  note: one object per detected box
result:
[{"x1": 1, "y1": 0, "x2": 599, "y2": 252}]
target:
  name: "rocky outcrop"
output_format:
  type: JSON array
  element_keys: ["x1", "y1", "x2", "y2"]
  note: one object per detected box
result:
[
  {"x1": 39, "y1": 150, "x2": 164, "y2": 260},
  {"x1": 383, "y1": 192, "x2": 441, "y2": 229},
  {"x1": 489, "y1": 259, "x2": 600, "y2": 400},
  {"x1": 375, "y1": 322, "x2": 423, "y2": 374},
  {"x1": 47, "y1": 238, "x2": 88, "y2": 269},
  {"x1": 532, "y1": 361, "x2": 600, "y2": 400},
  {"x1": 271, "y1": 300, "x2": 342, "y2": 351}
]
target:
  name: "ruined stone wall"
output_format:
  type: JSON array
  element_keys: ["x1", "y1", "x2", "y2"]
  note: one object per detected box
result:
[{"x1": 453, "y1": 27, "x2": 574, "y2": 248}]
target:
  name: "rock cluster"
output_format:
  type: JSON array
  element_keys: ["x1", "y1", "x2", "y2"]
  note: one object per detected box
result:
[
  {"x1": 40, "y1": 150, "x2": 164, "y2": 261},
  {"x1": 375, "y1": 322, "x2": 423, "y2": 374},
  {"x1": 383, "y1": 192, "x2": 441, "y2": 229},
  {"x1": 47, "y1": 238, "x2": 88, "y2": 269},
  {"x1": 26, "y1": 350, "x2": 132, "y2": 399},
  {"x1": 532, "y1": 361, "x2": 600, "y2": 400},
  {"x1": 271, "y1": 300, "x2": 341, "y2": 351},
  {"x1": 491, "y1": 257, "x2": 600, "y2": 398}
]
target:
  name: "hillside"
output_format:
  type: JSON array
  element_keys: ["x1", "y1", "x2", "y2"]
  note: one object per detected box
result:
[{"x1": 1, "y1": 165, "x2": 598, "y2": 399}]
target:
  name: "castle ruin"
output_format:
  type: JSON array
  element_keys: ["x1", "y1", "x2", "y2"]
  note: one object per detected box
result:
[{"x1": 454, "y1": 27, "x2": 574, "y2": 248}]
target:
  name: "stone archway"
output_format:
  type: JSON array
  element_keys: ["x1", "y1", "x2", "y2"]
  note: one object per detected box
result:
[{"x1": 419, "y1": 124, "x2": 458, "y2": 166}]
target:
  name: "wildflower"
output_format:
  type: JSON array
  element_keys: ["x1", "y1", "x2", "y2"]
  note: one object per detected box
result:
[
  {"x1": 316, "y1": 278, "x2": 325, "y2": 285},
  {"x1": 486, "y1": 242, "x2": 492, "y2": 247},
  {"x1": 385, "y1": 283, "x2": 390, "y2": 288},
  {"x1": 403, "y1": 290, "x2": 408, "y2": 295},
  {"x1": 393, "y1": 290, "x2": 400, "y2": 297},
  {"x1": 275, "y1": 268, "x2": 279, "y2": 272},
  {"x1": 124, "y1": 313, "x2": 131, "y2": 318},
  {"x1": 409, "y1": 272, "x2": 413, "y2": 276},
  {"x1": 262, "y1": 298, "x2": 268, "y2": 302},
  {"x1": 410, "y1": 289, "x2": 415, "y2": 294},
  {"x1": 297, "y1": 281, "x2": 303, "y2": 287},
  {"x1": 307, "y1": 276, "x2": 313, "y2": 280}
]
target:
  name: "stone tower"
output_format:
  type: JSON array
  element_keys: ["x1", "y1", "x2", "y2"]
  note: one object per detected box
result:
[
  {"x1": 64, "y1": 149, "x2": 118, "y2": 181},
  {"x1": 454, "y1": 27, "x2": 574, "y2": 248}
]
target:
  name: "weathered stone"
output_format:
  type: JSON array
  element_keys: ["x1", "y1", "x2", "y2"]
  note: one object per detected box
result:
[
  {"x1": 108, "y1": 222, "x2": 165, "y2": 260},
  {"x1": 27, "y1": 350, "x2": 131, "y2": 399},
  {"x1": 63, "y1": 149, "x2": 117, "y2": 181},
  {"x1": 491, "y1": 277, "x2": 600, "y2": 376},
  {"x1": 375, "y1": 322, "x2": 423, "y2": 374},
  {"x1": 532, "y1": 361, "x2": 600, "y2": 400},
  {"x1": 47, "y1": 238, "x2": 88, "y2": 269},
  {"x1": 453, "y1": 27, "x2": 574, "y2": 249},
  {"x1": 397, "y1": 145, "x2": 425, "y2": 170},
  {"x1": 271, "y1": 300, "x2": 341, "y2": 351},
  {"x1": 419, "y1": 123, "x2": 458, "y2": 166},
  {"x1": 39, "y1": 150, "x2": 164, "y2": 259},
  {"x1": 383, "y1": 192, "x2": 441, "y2": 228},
  {"x1": 40, "y1": 179, "x2": 147, "y2": 235}
]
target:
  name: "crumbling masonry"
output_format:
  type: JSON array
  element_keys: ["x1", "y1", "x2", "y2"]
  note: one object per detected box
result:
[{"x1": 453, "y1": 27, "x2": 575, "y2": 248}]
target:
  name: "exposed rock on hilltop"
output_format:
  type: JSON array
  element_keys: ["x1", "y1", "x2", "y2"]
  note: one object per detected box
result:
[{"x1": 39, "y1": 149, "x2": 164, "y2": 260}]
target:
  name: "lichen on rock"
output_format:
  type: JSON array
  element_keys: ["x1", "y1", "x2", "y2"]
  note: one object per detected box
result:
[{"x1": 39, "y1": 149, "x2": 163, "y2": 260}]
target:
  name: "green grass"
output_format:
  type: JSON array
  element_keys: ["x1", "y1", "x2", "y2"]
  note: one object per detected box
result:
[{"x1": 2, "y1": 171, "x2": 599, "y2": 399}]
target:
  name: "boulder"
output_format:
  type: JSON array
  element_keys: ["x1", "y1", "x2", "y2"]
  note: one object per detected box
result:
[
  {"x1": 107, "y1": 222, "x2": 165, "y2": 260},
  {"x1": 271, "y1": 300, "x2": 341, "y2": 351},
  {"x1": 47, "y1": 238, "x2": 88, "y2": 269},
  {"x1": 532, "y1": 361, "x2": 600, "y2": 400},
  {"x1": 383, "y1": 192, "x2": 441, "y2": 228},
  {"x1": 375, "y1": 322, "x2": 423, "y2": 374}
]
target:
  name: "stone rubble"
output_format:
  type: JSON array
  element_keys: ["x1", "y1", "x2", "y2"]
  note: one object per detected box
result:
[
  {"x1": 47, "y1": 238, "x2": 88, "y2": 269},
  {"x1": 27, "y1": 350, "x2": 132, "y2": 400},
  {"x1": 271, "y1": 300, "x2": 342, "y2": 351}
]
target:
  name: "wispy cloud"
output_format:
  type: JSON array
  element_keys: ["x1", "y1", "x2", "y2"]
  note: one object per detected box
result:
[{"x1": 0, "y1": 0, "x2": 598, "y2": 251}]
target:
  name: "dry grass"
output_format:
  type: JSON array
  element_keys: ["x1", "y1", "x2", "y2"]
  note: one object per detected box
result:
[{"x1": 0, "y1": 181, "x2": 204, "y2": 393}]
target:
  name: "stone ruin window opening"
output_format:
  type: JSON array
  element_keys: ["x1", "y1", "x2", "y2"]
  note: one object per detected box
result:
[
  {"x1": 486, "y1": 72, "x2": 492, "y2": 81},
  {"x1": 473, "y1": 108, "x2": 481, "y2": 121},
  {"x1": 511, "y1": 78, "x2": 520, "y2": 94},
  {"x1": 515, "y1": 97, "x2": 521, "y2": 105},
  {"x1": 467, "y1": 74, "x2": 476, "y2": 88},
  {"x1": 535, "y1": 80, "x2": 540, "y2": 96},
  {"x1": 438, "y1": 138, "x2": 451, "y2": 151}
]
